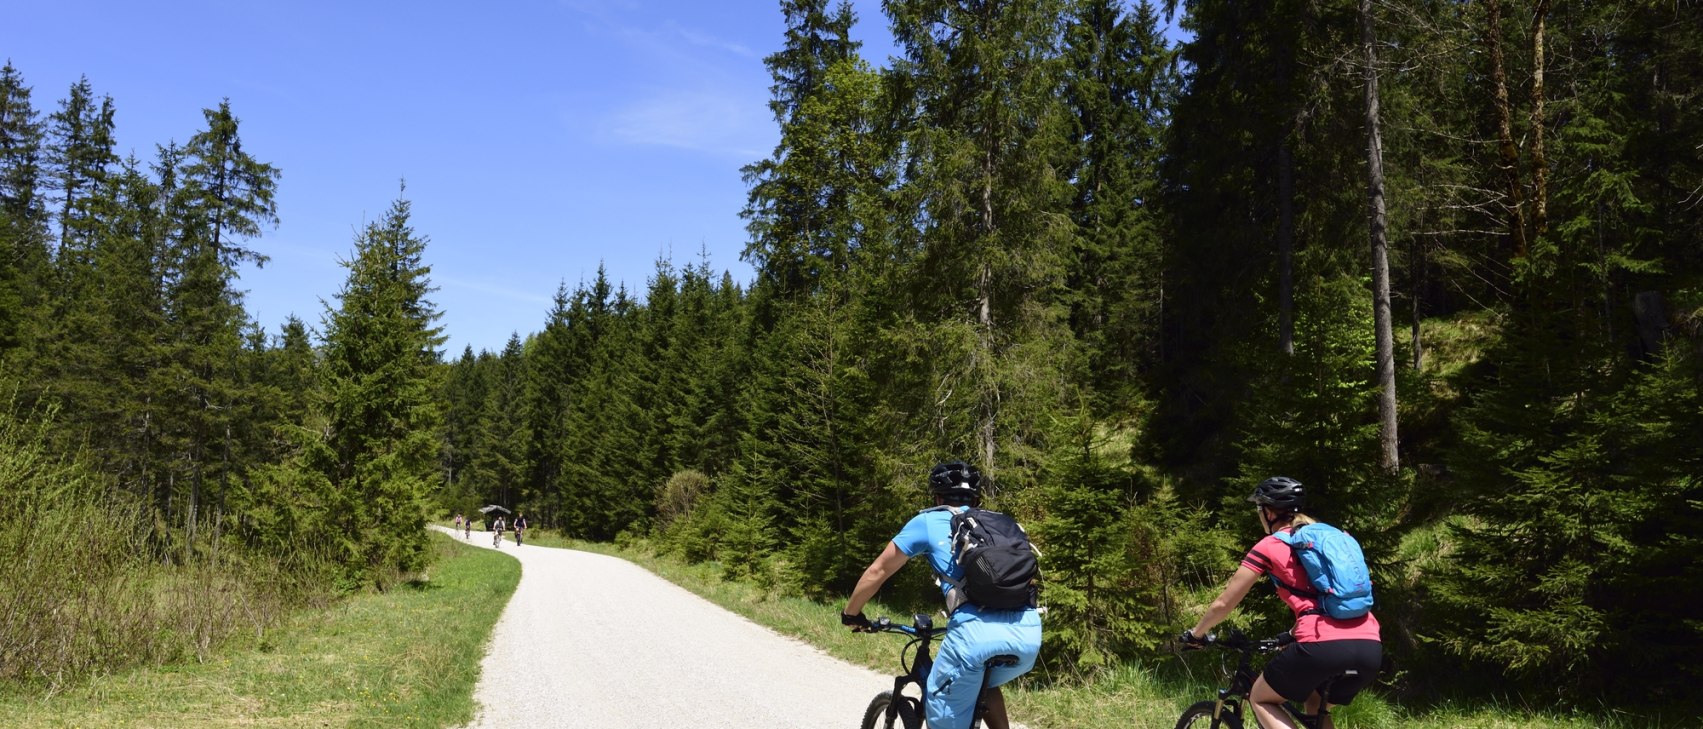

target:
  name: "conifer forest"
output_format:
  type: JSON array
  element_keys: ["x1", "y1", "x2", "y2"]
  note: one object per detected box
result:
[{"x1": 2, "y1": 0, "x2": 1700, "y2": 715}]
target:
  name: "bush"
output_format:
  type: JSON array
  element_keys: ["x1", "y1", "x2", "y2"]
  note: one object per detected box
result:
[
  {"x1": 655, "y1": 469, "x2": 712, "y2": 527},
  {"x1": 0, "y1": 404, "x2": 328, "y2": 688}
]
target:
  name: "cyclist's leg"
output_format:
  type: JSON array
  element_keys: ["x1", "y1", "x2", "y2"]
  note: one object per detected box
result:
[
  {"x1": 1300, "y1": 690, "x2": 1330, "y2": 729},
  {"x1": 979, "y1": 686, "x2": 1008, "y2": 729},
  {"x1": 1249, "y1": 675, "x2": 1300, "y2": 729},
  {"x1": 924, "y1": 632, "x2": 985, "y2": 729},
  {"x1": 927, "y1": 609, "x2": 1041, "y2": 729},
  {"x1": 1315, "y1": 640, "x2": 1382, "y2": 728}
]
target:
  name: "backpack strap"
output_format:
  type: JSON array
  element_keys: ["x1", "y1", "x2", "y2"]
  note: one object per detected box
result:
[
  {"x1": 1257, "y1": 543, "x2": 1327, "y2": 618},
  {"x1": 919, "y1": 505, "x2": 970, "y2": 613}
]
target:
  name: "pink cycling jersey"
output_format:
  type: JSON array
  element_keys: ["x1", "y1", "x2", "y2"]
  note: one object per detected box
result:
[{"x1": 1241, "y1": 531, "x2": 1382, "y2": 643}]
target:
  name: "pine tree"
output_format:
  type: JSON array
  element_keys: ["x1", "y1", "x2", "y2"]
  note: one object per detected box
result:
[
  {"x1": 467, "y1": 334, "x2": 528, "y2": 510},
  {"x1": 88, "y1": 156, "x2": 171, "y2": 496},
  {"x1": 519, "y1": 286, "x2": 575, "y2": 525},
  {"x1": 179, "y1": 100, "x2": 278, "y2": 267},
  {"x1": 887, "y1": 0, "x2": 1078, "y2": 478},
  {"x1": 310, "y1": 188, "x2": 445, "y2": 582},
  {"x1": 155, "y1": 102, "x2": 277, "y2": 550},
  {"x1": 740, "y1": 0, "x2": 864, "y2": 297},
  {"x1": 1060, "y1": 0, "x2": 1176, "y2": 410},
  {"x1": 44, "y1": 77, "x2": 116, "y2": 260},
  {"x1": 0, "y1": 61, "x2": 49, "y2": 359},
  {"x1": 440, "y1": 345, "x2": 489, "y2": 514}
]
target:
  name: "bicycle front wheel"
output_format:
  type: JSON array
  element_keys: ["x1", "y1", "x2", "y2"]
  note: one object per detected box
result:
[
  {"x1": 862, "y1": 690, "x2": 921, "y2": 729},
  {"x1": 1175, "y1": 700, "x2": 1241, "y2": 729}
]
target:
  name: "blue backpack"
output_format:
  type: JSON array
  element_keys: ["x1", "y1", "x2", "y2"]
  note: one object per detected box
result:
[{"x1": 1269, "y1": 523, "x2": 1374, "y2": 620}]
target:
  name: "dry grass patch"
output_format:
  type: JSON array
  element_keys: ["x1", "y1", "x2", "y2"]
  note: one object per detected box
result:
[{"x1": 0, "y1": 533, "x2": 518, "y2": 728}]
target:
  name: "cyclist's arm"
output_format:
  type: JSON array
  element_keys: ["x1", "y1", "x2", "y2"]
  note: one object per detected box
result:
[
  {"x1": 844, "y1": 541, "x2": 910, "y2": 616},
  {"x1": 1188, "y1": 566, "x2": 1260, "y2": 637}
]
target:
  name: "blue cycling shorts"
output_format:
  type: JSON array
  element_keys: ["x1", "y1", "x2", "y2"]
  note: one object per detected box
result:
[{"x1": 925, "y1": 607, "x2": 1042, "y2": 729}]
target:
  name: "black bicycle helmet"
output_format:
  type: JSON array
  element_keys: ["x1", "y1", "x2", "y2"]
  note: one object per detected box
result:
[
  {"x1": 1249, "y1": 476, "x2": 1305, "y2": 511},
  {"x1": 929, "y1": 461, "x2": 982, "y2": 504}
]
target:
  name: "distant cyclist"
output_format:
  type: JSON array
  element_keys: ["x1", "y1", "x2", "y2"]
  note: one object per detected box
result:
[
  {"x1": 514, "y1": 513, "x2": 527, "y2": 546},
  {"x1": 841, "y1": 461, "x2": 1042, "y2": 729},
  {"x1": 1182, "y1": 477, "x2": 1382, "y2": 729},
  {"x1": 493, "y1": 515, "x2": 506, "y2": 547}
]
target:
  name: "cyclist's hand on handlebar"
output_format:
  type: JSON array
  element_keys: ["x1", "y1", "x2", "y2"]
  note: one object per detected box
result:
[
  {"x1": 841, "y1": 611, "x2": 874, "y2": 633},
  {"x1": 1179, "y1": 629, "x2": 1212, "y2": 649}
]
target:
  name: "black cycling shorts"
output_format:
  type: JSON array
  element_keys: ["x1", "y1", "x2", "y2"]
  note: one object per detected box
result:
[{"x1": 1262, "y1": 639, "x2": 1382, "y2": 705}]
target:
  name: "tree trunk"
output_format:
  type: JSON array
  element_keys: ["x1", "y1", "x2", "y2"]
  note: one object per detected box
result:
[
  {"x1": 1528, "y1": 0, "x2": 1551, "y2": 240},
  {"x1": 1411, "y1": 235, "x2": 1424, "y2": 371},
  {"x1": 1485, "y1": 0, "x2": 1528, "y2": 259},
  {"x1": 1278, "y1": 143, "x2": 1296, "y2": 357},
  {"x1": 1363, "y1": 0, "x2": 1399, "y2": 474},
  {"x1": 979, "y1": 131, "x2": 997, "y2": 476}
]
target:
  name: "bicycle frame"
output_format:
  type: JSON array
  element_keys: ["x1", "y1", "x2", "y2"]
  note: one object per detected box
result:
[
  {"x1": 872, "y1": 614, "x2": 940, "y2": 726},
  {"x1": 869, "y1": 614, "x2": 1007, "y2": 729},
  {"x1": 1183, "y1": 630, "x2": 1326, "y2": 729}
]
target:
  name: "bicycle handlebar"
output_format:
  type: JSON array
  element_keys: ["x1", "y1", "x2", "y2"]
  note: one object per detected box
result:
[
  {"x1": 869, "y1": 615, "x2": 949, "y2": 639},
  {"x1": 1185, "y1": 630, "x2": 1296, "y2": 653}
]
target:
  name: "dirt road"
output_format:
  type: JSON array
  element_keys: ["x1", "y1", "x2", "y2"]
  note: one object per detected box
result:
[{"x1": 435, "y1": 526, "x2": 891, "y2": 727}]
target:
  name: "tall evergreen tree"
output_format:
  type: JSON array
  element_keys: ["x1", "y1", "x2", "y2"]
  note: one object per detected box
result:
[
  {"x1": 157, "y1": 102, "x2": 277, "y2": 548},
  {"x1": 44, "y1": 77, "x2": 116, "y2": 260},
  {"x1": 310, "y1": 189, "x2": 445, "y2": 582},
  {"x1": 887, "y1": 0, "x2": 1079, "y2": 478},
  {"x1": 740, "y1": 0, "x2": 864, "y2": 298},
  {"x1": 467, "y1": 334, "x2": 528, "y2": 510},
  {"x1": 1060, "y1": 0, "x2": 1176, "y2": 410},
  {"x1": 0, "y1": 62, "x2": 48, "y2": 359},
  {"x1": 180, "y1": 100, "x2": 278, "y2": 267}
]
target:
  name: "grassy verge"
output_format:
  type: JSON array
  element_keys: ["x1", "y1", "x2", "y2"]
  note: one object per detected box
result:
[
  {"x1": 513, "y1": 528, "x2": 1646, "y2": 729},
  {"x1": 0, "y1": 532, "x2": 519, "y2": 728}
]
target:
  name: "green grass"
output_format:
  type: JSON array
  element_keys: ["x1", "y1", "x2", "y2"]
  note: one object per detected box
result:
[
  {"x1": 514, "y1": 528, "x2": 1665, "y2": 729},
  {"x1": 0, "y1": 532, "x2": 519, "y2": 728}
]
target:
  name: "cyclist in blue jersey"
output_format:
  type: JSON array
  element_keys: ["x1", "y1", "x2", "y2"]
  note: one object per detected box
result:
[{"x1": 842, "y1": 462, "x2": 1043, "y2": 729}]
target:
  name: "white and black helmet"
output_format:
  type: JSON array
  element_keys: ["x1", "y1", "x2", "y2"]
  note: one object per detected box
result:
[{"x1": 929, "y1": 461, "x2": 982, "y2": 504}]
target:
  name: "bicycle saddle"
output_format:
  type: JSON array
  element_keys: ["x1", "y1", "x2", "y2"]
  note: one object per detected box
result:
[{"x1": 987, "y1": 654, "x2": 1021, "y2": 668}]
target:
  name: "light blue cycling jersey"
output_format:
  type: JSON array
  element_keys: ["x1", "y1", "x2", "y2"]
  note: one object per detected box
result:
[
  {"x1": 892, "y1": 506, "x2": 964, "y2": 601},
  {"x1": 891, "y1": 506, "x2": 1042, "y2": 729}
]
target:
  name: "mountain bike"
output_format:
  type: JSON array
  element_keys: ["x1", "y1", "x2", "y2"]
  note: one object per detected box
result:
[
  {"x1": 861, "y1": 614, "x2": 1020, "y2": 729},
  {"x1": 1174, "y1": 630, "x2": 1333, "y2": 729}
]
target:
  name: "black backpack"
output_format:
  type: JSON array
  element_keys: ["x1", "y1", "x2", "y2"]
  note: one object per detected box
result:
[{"x1": 928, "y1": 506, "x2": 1040, "y2": 612}]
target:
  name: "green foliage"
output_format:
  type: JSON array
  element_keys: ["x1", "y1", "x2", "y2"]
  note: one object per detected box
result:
[
  {"x1": 1028, "y1": 413, "x2": 1232, "y2": 673},
  {"x1": 655, "y1": 468, "x2": 711, "y2": 527},
  {"x1": 0, "y1": 402, "x2": 327, "y2": 687},
  {"x1": 1233, "y1": 274, "x2": 1388, "y2": 527},
  {"x1": 309, "y1": 189, "x2": 445, "y2": 585}
]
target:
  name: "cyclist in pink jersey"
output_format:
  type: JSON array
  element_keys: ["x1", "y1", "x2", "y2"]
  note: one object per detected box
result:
[{"x1": 1182, "y1": 477, "x2": 1382, "y2": 729}]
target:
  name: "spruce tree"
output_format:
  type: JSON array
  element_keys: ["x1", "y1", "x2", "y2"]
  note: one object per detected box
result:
[
  {"x1": 156, "y1": 102, "x2": 277, "y2": 549},
  {"x1": 44, "y1": 77, "x2": 116, "y2": 260},
  {"x1": 311, "y1": 189, "x2": 445, "y2": 582},
  {"x1": 887, "y1": 0, "x2": 1080, "y2": 478},
  {"x1": 0, "y1": 62, "x2": 48, "y2": 359},
  {"x1": 180, "y1": 100, "x2": 278, "y2": 267},
  {"x1": 1060, "y1": 0, "x2": 1176, "y2": 411},
  {"x1": 467, "y1": 334, "x2": 528, "y2": 510},
  {"x1": 519, "y1": 286, "x2": 576, "y2": 525},
  {"x1": 741, "y1": 0, "x2": 865, "y2": 298}
]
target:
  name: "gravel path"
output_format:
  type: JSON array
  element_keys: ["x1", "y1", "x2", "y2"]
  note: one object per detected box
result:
[{"x1": 433, "y1": 526, "x2": 891, "y2": 728}]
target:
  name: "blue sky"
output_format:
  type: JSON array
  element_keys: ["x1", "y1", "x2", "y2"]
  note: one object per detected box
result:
[{"x1": 6, "y1": 1, "x2": 1179, "y2": 355}]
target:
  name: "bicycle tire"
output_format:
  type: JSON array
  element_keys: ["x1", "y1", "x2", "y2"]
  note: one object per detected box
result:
[
  {"x1": 861, "y1": 690, "x2": 921, "y2": 729},
  {"x1": 1175, "y1": 700, "x2": 1242, "y2": 729}
]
